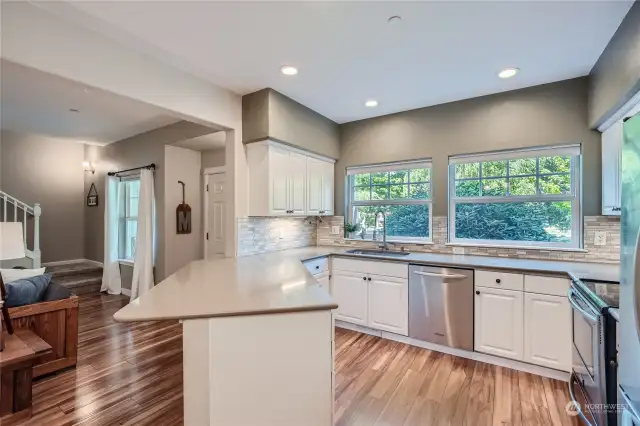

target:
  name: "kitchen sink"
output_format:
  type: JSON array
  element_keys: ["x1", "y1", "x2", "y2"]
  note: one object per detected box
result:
[{"x1": 345, "y1": 249, "x2": 411, "y2": 257}]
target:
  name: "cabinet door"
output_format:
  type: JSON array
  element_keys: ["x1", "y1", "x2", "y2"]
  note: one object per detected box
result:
[
  {"x1": 602, "y1": 120, "x2": 622, "y2": 215},
  {"x1": 288, "y1": 152, "x2": 307, "y2": 215},
  {"x1": 306, "y1": 157, "x2": 323, "y2": 216},
  {"x1": 332, "y1": 271, "x2": 368, "y2": 326},
  {"x1": 474, "y1": 287, "x2": 524, "y2": 361},
  {"x1": 269, "y1": 148, "x2": 290, "y2": 215},
  {"x1": 524, "y1": 292, "x2": 571, "y2": 371},
  {"x1": 314, "y1": 271, "x2": 331, "y2": 295},
  {"x1": 321, "y1": 160, "x2": 334, "y2": 215},
  {"x1": 368, "y1": 275, "x2": 408, "y2": 336}
]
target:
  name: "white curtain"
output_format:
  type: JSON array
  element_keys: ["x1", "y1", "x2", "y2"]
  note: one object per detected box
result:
[
  {"x1": 101, "y1": 176, "x2": 122, "y2": 294},
  {"x1": 131, "y1": 169, "x2": 155, "y2": 300}
]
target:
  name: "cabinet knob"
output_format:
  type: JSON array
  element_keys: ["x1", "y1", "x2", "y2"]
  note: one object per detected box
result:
[
  {"x1": 315, "y1": 265, "x2": 319, "y2": 269},
  {"x1": 367, "y1": 277, "x2": 371, "y2": 281},
  {"x1": 495, "y1": 279, "x2": 501, "y2": 284},
  {"x1": 363, "y1": 277, "x2": 367, "y2": 281},
  {"x1": 476, "y1": 291, "x2": 480, "y2": 295}
]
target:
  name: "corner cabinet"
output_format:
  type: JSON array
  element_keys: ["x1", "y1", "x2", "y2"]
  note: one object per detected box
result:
[
  {"x1": 601, "y1": 120, "x2": 622, "y2": 215},
  {"x1": 247, "y1": 141, "x2": 335, "y2": 217}
]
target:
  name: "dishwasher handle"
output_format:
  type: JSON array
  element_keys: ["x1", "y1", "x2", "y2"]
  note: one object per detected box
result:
[{"x1": 412, "y1": 270, "x2": 468, "y2": 280}]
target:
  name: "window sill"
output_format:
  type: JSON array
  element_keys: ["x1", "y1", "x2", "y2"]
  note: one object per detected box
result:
[
  {"x1": 118, "y1": 259, "x2": 134, "y2": 267},
  {"x1": 343, "y1": 238, "x2": 434, "y2": 245},
  {"x1": 445, "y1": 242, "x2": 588, "y2": 253}
]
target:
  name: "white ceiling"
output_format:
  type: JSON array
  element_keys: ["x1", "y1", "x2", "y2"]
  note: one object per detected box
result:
[
  {"x1": 172, "y1": 132, "x2": 226, "y2": 152},
  {"x1": 0, "y1": 59, "x2": 181, "y2": 145},
  {"x1": 50, "y1": 1, "x2": 632, "y2": 123}
]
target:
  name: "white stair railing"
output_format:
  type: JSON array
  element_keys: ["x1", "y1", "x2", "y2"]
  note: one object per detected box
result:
[{"x1": 0, "y1": 190, "x2": 41, "y2": 268}]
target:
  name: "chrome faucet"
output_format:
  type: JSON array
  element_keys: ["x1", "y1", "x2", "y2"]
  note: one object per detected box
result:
[{"x1": 375, "y1": 210, "x2": 388, "y2": 251}]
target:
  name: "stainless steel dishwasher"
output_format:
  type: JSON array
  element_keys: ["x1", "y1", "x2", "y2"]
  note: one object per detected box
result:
[{"x1": 409, "y1": 264, "x2": 474, "y2": 350}]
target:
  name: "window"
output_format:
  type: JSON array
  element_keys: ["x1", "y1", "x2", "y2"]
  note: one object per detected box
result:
[
  {"x1": 347, "y1": 160, "x2": 432, "y2": 242},
  {"x1": 119, "y1": 179, "x2": 140, "y2": 260},
  {"x1": 449, "y1": 145, "x2": 581, "y2": 248}
]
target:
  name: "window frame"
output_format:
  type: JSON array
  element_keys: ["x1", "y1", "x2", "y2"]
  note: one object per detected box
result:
[
  {"x1": 119, "y1": 177, "x2": 140, "y2": 260},
  {"x1": 448, "y1": 145, "x2": 582, "y2": 249},
  {"x1": 347, "y1": 160, "x2": 433, "y2": 243}
]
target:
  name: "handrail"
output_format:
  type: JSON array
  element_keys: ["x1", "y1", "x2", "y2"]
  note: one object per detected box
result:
[
  {"x1": 0, "y1": 190, "x2": 35, "y2": 214},
  {"x1": 0, "y1": 189, "x2": 41, "y2": 268}
]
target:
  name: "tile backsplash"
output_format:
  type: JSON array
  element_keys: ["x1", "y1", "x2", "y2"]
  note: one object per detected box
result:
[
  {"x1": 318, "y1": 215, "x2": 621, "y2": 264},
  {"x1": 237, "y1": 217, "x2": 318, "y2": 256}
]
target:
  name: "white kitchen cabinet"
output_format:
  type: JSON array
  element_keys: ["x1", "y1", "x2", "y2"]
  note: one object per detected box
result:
[
  {"x1": 248, "y1": 141, "x2": 335, "y2": 217},
  {"x1": 332, "y1": 270, "x2": 368, "y2": 326},
  {"x1": 524, "y1": 292, "x2": 572, "y2": 372},
  {"x1": 307, "y1": 157, "x2": 334, "y2": 216},
  {"x1": 474, "y1": 287, "x2": 524, "y2": 361},
  {"x1": 602, "y1": 120, "x2": 623, "y2": 215},
  {"x1": 368, "y1": 274, "x2": 408, "y2": 336},
  {"x1": 314, "y1": 271, "x2": 331, "y2": 294}
]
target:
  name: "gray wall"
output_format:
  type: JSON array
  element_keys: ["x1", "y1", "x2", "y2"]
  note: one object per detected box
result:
[
  {"x1": 589, "y1": 1, "x2": 640, "y2": 128},
  {"x1": 337, "y1": 78, "x2": 601, "y2": 217},
  {"x1": 243, "y1": 88, "x2": 340, "y2": 159},
  {"x1": 0, "y1": 130, "x2": 85, "y2": 262},
  {"x1": 84, "y1": 120, "x2": 213, "y2": 285},
  {"x1": 201, "y1": 148, "x2": 225, "y2": 168}
]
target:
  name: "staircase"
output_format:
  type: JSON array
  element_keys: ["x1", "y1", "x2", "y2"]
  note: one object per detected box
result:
[
  {"x1": 48, "y1": 261, "x2": 103, "y2": 295},
  {"x1": 0, "y1": 190, "x2": 41, "y2": 268}
]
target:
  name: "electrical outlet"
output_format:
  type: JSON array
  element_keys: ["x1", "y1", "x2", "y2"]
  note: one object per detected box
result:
[
  {"x1": 331, "y1": 226, "x2": 340, "y2": 235},
  {"x1": 594, "y1": 231, "x2": 607, "y2": 246},
  {"x1": 452, "y1": 247, "x2": 465, "y2": 255}
]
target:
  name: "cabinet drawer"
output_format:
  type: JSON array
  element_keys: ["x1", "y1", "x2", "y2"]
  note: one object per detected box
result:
[
  {"x1": 475, "y1": 270, "x2": 523, "y2": 291},
  {"x1": 333, "y1": 257, "x2": 407, "y2": 279},
  {"x1": 524, "y1": 275, "x2": 570, "y2": 297},
  {"x1": 304, "y1": 257, "x2": 330, "y2": 274}
]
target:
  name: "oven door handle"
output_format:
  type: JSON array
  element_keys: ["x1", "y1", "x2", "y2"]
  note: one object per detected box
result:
[
  {"x1": 568, "y1": 288, "x2": 598, "y2": 323},
  {"x1": 568, "y1": 372, "x2": 596, "y2": 426}
]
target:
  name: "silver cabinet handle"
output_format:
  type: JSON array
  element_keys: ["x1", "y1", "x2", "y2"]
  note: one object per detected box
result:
[{"x1": 413, "y1": 270, "x2": 467, "y2": 280}]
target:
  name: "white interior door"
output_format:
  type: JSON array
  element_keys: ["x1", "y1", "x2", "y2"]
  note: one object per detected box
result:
[{"x1": 207, "y1": 172, "x2": 226, "y2": 257}]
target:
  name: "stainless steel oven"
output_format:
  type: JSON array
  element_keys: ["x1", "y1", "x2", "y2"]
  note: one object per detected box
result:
[{"x1": 569, "y1": 286, "x2": 607, "y2": 425}]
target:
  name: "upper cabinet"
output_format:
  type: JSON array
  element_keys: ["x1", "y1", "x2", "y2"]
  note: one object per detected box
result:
[
  {"x1": 247, "y1": 141, "x2": 335, "y2": 217},
  {"x1": 601, "y1": 120, "x2": 623, "y2": 215}
]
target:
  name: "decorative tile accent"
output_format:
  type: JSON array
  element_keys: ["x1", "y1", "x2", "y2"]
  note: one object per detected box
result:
[
  {"x1": 318, "y1": 215, "x2": 620, "y2": 264},
  {"x1": 237, "y1": 217, "x2": 318, "y2": 256}
]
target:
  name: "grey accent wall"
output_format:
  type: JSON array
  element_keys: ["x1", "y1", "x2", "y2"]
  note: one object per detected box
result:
[
  {"x1": 201, "y1": 148, "x2": 225, "y2": 168},
  {"x1": 337, "y1": 78, "x2": 601, "y2": 217},
  {"x1": 84, "y1": 121, "x2": 213, "y2": 284},
  {"x1": 242, "y1": 88, "x2": 340, "y2": 159},
  {"x1": 589, "y1": 1, "x2": 640, "y2": 128},
  {"x1": 0, "y1": 130, "x2": 85, "y2": 262}
]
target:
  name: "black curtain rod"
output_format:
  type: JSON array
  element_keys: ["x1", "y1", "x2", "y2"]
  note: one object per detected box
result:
[{"x1": 107, "y1": 163, "x2": 156, "y2": 176}]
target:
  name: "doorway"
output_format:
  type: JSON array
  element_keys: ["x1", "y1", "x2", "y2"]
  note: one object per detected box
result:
[{"x1": 204, "y1": 169, "x2": 226, "y2": 258}]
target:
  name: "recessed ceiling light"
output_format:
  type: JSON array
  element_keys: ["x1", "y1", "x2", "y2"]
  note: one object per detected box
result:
[
  {"x1": 280, "y1": 66, "x2": 298, "y2": 76},
  {"x1": 69, "y1": 108, "x2": 80, "y2": 113},
  {"x1": 388, "y1": 15, "x2": 402, "y2": 24},
  {"x1": 365, "y1": 100, "x2": 378, "y2": 108},
  {"x1": 498, "y1": 67, "x2": 519, "y2": 79}
]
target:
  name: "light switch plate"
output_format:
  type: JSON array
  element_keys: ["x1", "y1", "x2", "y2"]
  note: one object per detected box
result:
[
  {"x1": 452, "y1": 247, "x2": 465, "y2": 255},
  {"x1": 594, "y1": 231, "x2": 607, "y2": 246},
  {"x1": 331, "y1": 226, "x2": 340, "y2": 235}
]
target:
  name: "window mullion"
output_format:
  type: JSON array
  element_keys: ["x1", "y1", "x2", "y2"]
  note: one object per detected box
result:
[{"x1": 535, "y1": 157, "x2": 540, "y2": 196}]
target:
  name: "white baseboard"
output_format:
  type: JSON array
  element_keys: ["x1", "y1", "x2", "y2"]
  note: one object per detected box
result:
[
  {"x1": 120, "y1": 288, "x2": 131, "y2": 297},
  {"x1": 335, "y1": 320, "x2": 570, "y2": 382}
]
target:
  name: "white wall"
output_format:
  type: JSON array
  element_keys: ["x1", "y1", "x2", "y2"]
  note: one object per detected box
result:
[
  {"x1": 2, "y1": 1, "x2": 247, "y2": 258},
  {"x1": 164, "y1": 145, "x2": 202, "y2": 277},
  {"x1": 202, "y1": 148, "x2": 226, "y2": 168}
]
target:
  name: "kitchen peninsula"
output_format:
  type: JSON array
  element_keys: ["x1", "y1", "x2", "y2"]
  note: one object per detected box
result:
[{"x1": 114, "y1": 251, "x2": 337, "y2": 426}]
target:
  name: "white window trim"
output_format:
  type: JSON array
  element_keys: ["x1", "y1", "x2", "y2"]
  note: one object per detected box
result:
[
  {"x1": 448, "y1": 147, "x2": 582, "y2": 249},
  {"x1": 119, "y1": 178, "x2": 140, "y2": 261},
  {"x1": 347, "y1": 160, "x2": 433, "y2": 243}
]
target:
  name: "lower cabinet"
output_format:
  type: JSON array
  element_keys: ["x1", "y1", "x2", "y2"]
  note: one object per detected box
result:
[
  {"x1": 368, "y1": 275, "x2": 408, "y2": 336},
  {"x1": 332, "y1": 269, "x2": 408, "y2": 336},
  {"x1": 524, "y1": 292, "x2": 571, "y2": 371},
  {"x1": 474, "y1": 287, "x2": 524, "y2": 361},
  {"x1": 332, "y1": 271, "x2": 368, "y2": 326}
]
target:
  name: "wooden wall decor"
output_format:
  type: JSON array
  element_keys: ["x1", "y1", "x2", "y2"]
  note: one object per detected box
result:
[
  {"x1": 86, "y1": 183, "x2": 99, "y2": 207},
  {"x1": 176, "y1": 181, "x2": 192, "y2": 234}
]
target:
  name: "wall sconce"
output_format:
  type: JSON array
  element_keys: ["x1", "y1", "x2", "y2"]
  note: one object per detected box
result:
[{"x1": 82, "y1": 161, "x2": 96, "y2": 174}]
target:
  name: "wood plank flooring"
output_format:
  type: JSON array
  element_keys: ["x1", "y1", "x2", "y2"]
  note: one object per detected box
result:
[{"x1": 2, "y1": 294, "x2": 579, "y2": 426}]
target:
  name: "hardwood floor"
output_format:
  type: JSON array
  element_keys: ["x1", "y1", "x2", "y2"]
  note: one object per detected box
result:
[{"x1": 2, "y1": 294, "x2": 578, "y2": 426}]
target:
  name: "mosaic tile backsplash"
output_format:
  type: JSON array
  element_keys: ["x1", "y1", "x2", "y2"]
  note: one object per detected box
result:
[{"x1": 237, "y1": 215, "x2": 620, "y2": 263}]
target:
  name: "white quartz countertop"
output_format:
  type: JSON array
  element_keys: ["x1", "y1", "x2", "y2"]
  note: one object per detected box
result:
[{"x1": 114, "y1": 246, "x2": 619, "y2": 322}]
